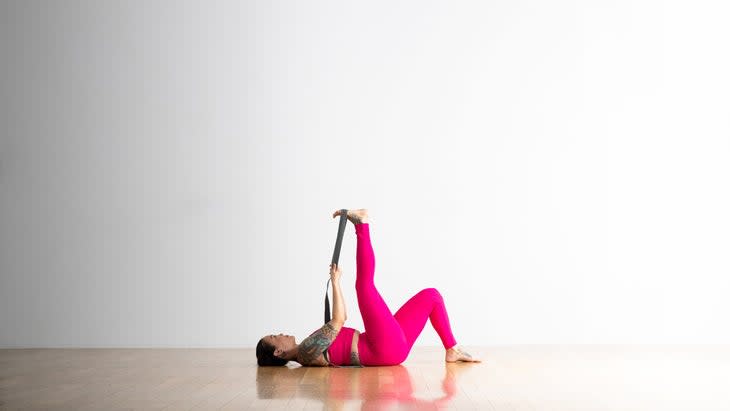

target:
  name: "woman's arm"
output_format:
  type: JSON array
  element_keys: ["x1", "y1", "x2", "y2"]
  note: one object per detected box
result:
[
  {"x1": 330, "y1": 263, "x2": 347, "y2": 326},
  {"x1": 298, "y1": 322, "x2": 340, "y2": 365},
  {"x1": 296, "y1": 263, "x2": 347, "y2": 366}
]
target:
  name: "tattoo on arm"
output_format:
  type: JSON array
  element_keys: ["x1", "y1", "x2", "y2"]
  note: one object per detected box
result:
[{"x1": 297, "y1": 322, "x2": 340, "y2": 366}]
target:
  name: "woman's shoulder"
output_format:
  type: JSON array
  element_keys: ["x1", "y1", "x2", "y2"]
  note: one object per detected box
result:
[{"x1": 297, "y1": 322, "x2": 341, "y2": 366}]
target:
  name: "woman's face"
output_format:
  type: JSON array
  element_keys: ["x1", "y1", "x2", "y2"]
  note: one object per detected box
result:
[{"x1": 264, "y1": 333, "x2": 296, "y2": 355}]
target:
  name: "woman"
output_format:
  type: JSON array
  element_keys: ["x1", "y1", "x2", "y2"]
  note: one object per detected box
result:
[{"x1": 256, "y1": 209, "x2": 480, "y2": 367}]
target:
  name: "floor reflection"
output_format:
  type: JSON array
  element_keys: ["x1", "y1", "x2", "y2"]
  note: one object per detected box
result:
[{"x1": 256, "y1": 363, "x2": 470, "y2": 410}]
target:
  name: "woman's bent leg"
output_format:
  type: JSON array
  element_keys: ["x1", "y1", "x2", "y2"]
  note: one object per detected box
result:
[
  {"x1": 394, "y1": 288, "x2": 458, "y2": 352},
  {"x1": 354, "y1": 223, "x2": 408, "y2": 365}
]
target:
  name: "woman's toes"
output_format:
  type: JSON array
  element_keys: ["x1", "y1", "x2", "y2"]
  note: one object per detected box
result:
[
  {"x1": 332, "y1": 209, "x2": 368, "y2": 224},
  {"x1": 348, "y1": 209, "x2": 368, "y2": 224},
  {"x1": 446, "y1": 347, "x2": 482, "y2": 363}
]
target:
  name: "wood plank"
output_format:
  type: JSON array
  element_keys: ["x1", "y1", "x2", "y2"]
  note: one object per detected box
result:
[{"x1": 1, "y1": 346, "x2": 729, "y2": 410}]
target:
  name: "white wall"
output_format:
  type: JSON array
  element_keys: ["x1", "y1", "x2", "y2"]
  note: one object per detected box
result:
[{"x1": 1, "y1": 0, "x2": 729, "y2": 347}]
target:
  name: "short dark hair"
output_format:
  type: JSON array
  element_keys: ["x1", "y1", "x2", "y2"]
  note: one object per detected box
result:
[{"x1": 256, "y1": 338, "x2": 288, "y2": 366}]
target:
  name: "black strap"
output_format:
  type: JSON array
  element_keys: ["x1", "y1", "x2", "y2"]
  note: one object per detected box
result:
[
  {"x1": 326, "y1": 209, "x2": 349, "y2": 324},
  {"x1": 324, "y1": 278, "x2": 331, "y2": 324}
]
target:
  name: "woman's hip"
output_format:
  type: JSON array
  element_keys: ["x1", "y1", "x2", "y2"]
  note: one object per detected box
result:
[{"x1": 357, "y1": 331, "x2": 409, "y2": 366}]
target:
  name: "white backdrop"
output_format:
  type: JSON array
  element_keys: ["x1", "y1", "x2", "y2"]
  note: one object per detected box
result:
[{"x1": 1, "y1": 0, "x2": 729, "y2": 347}]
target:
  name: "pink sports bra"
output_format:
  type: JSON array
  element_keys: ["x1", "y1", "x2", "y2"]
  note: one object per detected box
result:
[{"x1": 323, "y1": 326, "x2": 360, "y2": 367}]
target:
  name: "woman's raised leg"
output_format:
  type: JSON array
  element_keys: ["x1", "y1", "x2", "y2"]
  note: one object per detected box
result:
[{"x1": 353, "y1": 222, "x2": 409, "y2": 364}]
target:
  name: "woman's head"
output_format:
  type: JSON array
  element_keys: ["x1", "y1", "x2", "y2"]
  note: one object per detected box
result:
[{"x1": 256, "y1": 333, "x2": 296, "y2": 366}]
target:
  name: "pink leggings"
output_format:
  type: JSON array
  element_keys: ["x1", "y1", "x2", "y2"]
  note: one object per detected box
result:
[{"x1": 355, "y1": 223, "x2": 458, "y2": 366}]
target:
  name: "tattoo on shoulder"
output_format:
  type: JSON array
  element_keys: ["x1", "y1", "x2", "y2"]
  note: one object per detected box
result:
[{"x1": 298, "y1": 322, "x2": 340, "y2": 366}]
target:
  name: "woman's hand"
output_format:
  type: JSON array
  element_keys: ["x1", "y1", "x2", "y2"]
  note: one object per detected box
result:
[{"x1": 329, "y1": 263, "x2": 342, "y2": 283}]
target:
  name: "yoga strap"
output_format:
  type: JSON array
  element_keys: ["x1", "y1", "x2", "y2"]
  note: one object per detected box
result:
[{"x1": 326, "y1": 209, "x2": 348, "y2": 324}]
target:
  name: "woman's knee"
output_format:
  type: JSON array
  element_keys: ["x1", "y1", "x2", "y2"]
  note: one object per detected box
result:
[{"x1": 420, "y1": 287, "x2": 443, "y2": 301}]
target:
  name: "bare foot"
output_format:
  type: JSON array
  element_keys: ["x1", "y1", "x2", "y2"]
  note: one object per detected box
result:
[
  {"x1": 445, "y1": 345, "x2": 482, "y2": 363},
  {"x1": 332, "y1": 209, "x2": 369, "y2": 225}
]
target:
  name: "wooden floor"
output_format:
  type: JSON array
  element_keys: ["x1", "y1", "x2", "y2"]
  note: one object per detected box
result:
[{"x1": 1, "y1": 346, "x2": 729, "y2": 410}]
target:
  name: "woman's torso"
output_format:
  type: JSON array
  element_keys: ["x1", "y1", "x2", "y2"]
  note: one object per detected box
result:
[{"x1": 320, "y1": 328, "x2": 361, "y2": 367}]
